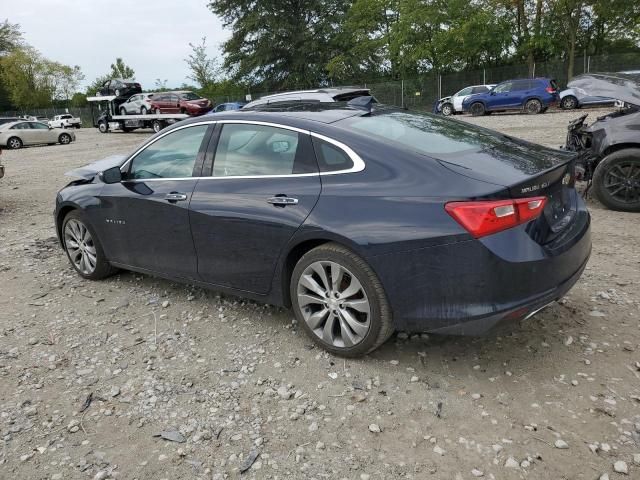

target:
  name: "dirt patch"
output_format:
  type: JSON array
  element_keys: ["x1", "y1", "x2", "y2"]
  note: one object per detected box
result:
[{"x1": 1, "y1": 115, "x2": 639, "y2": 479}]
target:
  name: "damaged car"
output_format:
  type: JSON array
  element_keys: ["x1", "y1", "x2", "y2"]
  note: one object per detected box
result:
[{"x1": 565, "y1": 72, "x2": 640, "y2": 212}]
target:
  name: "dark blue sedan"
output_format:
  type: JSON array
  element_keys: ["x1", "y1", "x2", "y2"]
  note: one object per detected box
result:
[{"x1": 54, "y1": 104, "x2": 591, "y2": 357}]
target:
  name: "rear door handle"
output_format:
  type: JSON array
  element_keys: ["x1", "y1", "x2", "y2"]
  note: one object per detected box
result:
[
  {"x1": 165, "y1": 192, "x2": 188, "y2": 202},
  {"x1": 267, "y1": 196, "x2": 298, "y2": 206}
]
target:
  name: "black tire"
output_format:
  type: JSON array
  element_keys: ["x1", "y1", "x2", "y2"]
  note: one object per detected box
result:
[
  {"x1": 140, "y1": 106, "x2": 148, "y2": 115},
  {"x1": 441, "y1": 103, "x2": 454, "y2": 116},
  {"x1": 524, "y1": 98, "x2": 542, "y2": 114},
  {"x1": 59, "y1": 133, "x2": 72, "y2": 145},
  {"x1": 180, "y1": 108, "x2": 187, "y2": 114},
  {"x1": 470, "y1": 102, "x2": 485, "y2": 116},
  {"x1": 7, "y1": 136, "x2": 22, "y2": 149},
  {"x1": 119, "y1": 107, "x2": 127, "y2": 115},
  {"x1": 98, "y1": 121, "x2": 108, "y2": 133},
  {"x1": 61, "y1": 210, "x2": 117, "y2": 280},
  {"x1": 290, "y1": 242, "x2": 394, "y2": 357},
  {"x1": 561, "y1": 95, "x2": 578, "y2": 110},
  {"x1": 154, "y1": 108, "x2": 161, "y2": 114},
  {"x1": 592, "y1": 148, "x2": 640, "y2": 212},
  {"x1": 152, "y1": 120, "x2": 164, "y2": 133}
]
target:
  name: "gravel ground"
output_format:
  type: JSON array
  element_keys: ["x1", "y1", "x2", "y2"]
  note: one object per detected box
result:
[{"x1": 1, "y1": 109, "x2": 639, "y2": 480}]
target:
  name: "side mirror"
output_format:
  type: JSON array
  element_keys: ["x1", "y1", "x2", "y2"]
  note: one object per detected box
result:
[{"x1": 100, "y1": 166, "x2": 122, "y2": 184}]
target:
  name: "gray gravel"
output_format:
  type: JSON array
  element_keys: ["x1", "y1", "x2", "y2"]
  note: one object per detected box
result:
[{"x1": 1, "y1": 110, "x2": 640, "y2": 479}]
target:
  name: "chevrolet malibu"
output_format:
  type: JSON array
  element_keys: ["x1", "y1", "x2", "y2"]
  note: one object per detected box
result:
[
  {"x1": 1, "y1": 121, "x2": 75, "y2": 149},
  {"x1": 54, "y1": 105, "x2": 591, "y2": 357}
]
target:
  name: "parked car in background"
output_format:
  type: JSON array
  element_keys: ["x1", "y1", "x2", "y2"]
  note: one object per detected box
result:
[
  {"x1": 462, "y1": 78, "x2": 559, "y2": 115},
  {"x1": 49, "y1": 114, "x2": 82, "y2": 129},
  {"x1": 0, "y1": 121, "x2": 75, "y2": 149},
  {"x1": 565, "y1": 72, "x2": 640, "y2": 212},
  {"x1": 118, "y1": 93, "x2": 155, "y2": 115},
  {"x1": 209, "y1": 102, "x2": 246, "y2": 113},
  {"x1": 149, "y1": 91, "x2": 213, "y2": 116},
  {"x1": 559, "y1": 87, "x2": 615, "y2": 110},
  {"x1": 97, "y1": 79, "x2": 142, "y2": 98},
  {"x1": 55, "y1": 104, "x2": 590, "y2": 357},
  {"x1": 0, "y1": 117, "x2": 19, "y2": 126},
  {"x1": 435, "y1": 84, "x2": 495, "y2": 116},
  {"x1": 243, "y1": 87, "x2": 374, "y2": 109}
]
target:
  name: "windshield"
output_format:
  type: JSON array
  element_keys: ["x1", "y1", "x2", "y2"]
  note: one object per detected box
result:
[
  {"x1": 339, "y1": 111, "x2": 509, "y2": 156},
  {"x1": 181, "y1": 92, "x2": 201, "y2": 100}
]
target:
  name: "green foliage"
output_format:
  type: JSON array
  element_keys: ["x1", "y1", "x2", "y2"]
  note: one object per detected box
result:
[
  {"x1": 0, "y1": 19, "x2": 23, "y2": 55},
  {"x1": 185, "y1": 37, "x2": 220, "y2": 88},
  {"x1": 110, "y1": 57, "x2": 135, "y2": 79},
  {"x1": 70, "y1": 92, "x2": 87, "y2": 107}
]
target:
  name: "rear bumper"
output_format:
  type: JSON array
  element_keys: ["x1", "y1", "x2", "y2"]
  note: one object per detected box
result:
[{"x1": 368, "y1": 195, "x2": 591, "y2": 335}]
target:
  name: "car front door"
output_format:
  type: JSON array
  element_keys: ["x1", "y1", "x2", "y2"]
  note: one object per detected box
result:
[
  {"x1": 189, "y1": 121, "x2": 321, "y2": 294},
  {"x1": 453, "y1": 87, "x2": 472, "y2": 111},
  {"x1": 27, "y1": 122, "x2": 52, "y2": 144},
  {"x1": 125, "y1": 95, "x2": 138, "y2": 113},
  {"x1": 95, "y1": 123, "x2": 213, "y2": 278},
  {"x1": 487, "y1": 82, "x2": 514, "y2": 109}
]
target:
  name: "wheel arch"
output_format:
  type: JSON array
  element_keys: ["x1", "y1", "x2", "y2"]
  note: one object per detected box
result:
[
  {"x1": 602, "y1": 143, "x2": 640, "y2": 157},
  {"x1": 277, "y1": 234, "x2": 365, "y2": 307},
  {"x1": 55, "y1": 204, "x2": 79, "y2": 246}
]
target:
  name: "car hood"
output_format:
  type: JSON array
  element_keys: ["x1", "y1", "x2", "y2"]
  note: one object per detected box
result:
[
  {"x1": 65, "y1": 154, "x2": 125, "y2": 180},
  {"x1": 437, "y1": 96, "x2": 452, "y2": 103},
  {"x1": 568, "y1": 72, "x2": 640, "y2": 107}
]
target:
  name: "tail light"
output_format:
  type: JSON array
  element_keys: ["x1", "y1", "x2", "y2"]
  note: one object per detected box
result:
[
  {"x1": 545, "y1": 86, "x2": 555, "y2": 93},
  {"x1": 445, "y1": 197, "x2": 547, "y2": 238}
]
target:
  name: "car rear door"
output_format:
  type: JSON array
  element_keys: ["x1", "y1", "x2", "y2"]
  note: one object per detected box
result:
[
  {"x1": 189, "y1": 121, "x2": 321, "y2": 294},
  {"x1": 27, "y1": 122, "x2": 52, "y2": 144},
  {"x1": 95, "y1": 123, "x2": 214, "y2": 278}
]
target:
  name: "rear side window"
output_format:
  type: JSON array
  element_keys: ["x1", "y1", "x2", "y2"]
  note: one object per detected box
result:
[
  {"x1": 213, "y1": 124, "x2": 302, "y2": 177},
  {"x1": 471, "y1": 86, "x2": 488, "y2": 94},
  {"x1": 512, "y1": 80, "x2": 530, "y2": 91},
  {"x1": 128, "y1": 125, "x2": 208, "y2": 179},
  {"x1": 456, "y1": 87, "x2": 473, "y2": 96},
  {"x1": 312, "y1": 138, "x2": 354, "y2": 173}
]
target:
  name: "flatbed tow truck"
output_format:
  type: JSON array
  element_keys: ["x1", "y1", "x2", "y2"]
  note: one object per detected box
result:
[{"x1": 87, "y1": 96, "x2": 189, "y2": 133}]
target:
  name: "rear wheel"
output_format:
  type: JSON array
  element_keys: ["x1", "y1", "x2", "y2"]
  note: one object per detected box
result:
[
  {"x1": 470, "y1": 102, "x2": 485, "y2": 116},
  {"x1": 561, "y1": 95, "x2": 578, "y2": 110},
  {"x1": 154, "y1": 107, "x2": 161, "y2": 114},
  {"x1": 59, "y1": 133, "x2": 72, "y2": 145},
  {"x1": 62, "y1": 211, "x2": 117, "y2": 280},
  {"x1": 152, "y1": 120, "x2": 164, "y2": 133},
  {"x1": 291, "y1": 243, "x2": 394, "y2": 357},
  {"x1": 524, "y1": 98, "x2": 542, "y2": 114},
  {"x1": 140, "y1": 106, "x2": 148, "y2": 114},
  {"x1": 7, "y1": 136, "x2": 22, "y2": 149},
  {"x1": 592, "y1": 149, "x2": 640, "y2": 212},
  {"x1": 441, "y1": 103, "x2": 454, "y2": 116}
]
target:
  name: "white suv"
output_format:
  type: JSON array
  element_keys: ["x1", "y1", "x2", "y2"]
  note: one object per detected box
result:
[
  {"x1": 436, "y1": 84, "x2": 495, "y2": 116},
  {"x1": 118, "y1": 93, "x2": 155, "y2": 115}
]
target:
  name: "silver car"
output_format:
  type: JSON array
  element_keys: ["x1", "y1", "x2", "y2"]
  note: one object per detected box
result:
[
  {"x1": 0, "y1": 121, "x2": 75, "y2": 149},
  {"x1": 559, "y1": 87, "x2": 616, "y2": 110},
  {"x1": 118, "y1": 93, "x2": 155, "y2": 115}
]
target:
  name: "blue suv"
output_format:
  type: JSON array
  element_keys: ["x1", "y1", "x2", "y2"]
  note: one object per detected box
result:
[{"x1": 462, "y1": 78, "x2": 559, "y2": 116}]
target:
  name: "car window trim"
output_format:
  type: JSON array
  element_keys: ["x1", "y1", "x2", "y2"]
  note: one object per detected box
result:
[{"x1": 119, "y1": 119, "x2": 365, "y2": 182}]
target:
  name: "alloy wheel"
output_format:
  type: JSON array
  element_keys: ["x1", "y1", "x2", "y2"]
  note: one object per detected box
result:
[
  {"x1": 64, "y1": 219, "x2": 97, "y2": 275},
  {"x1": 603, "y1": 161, "x2": 640, "y2": 205},
  {"x1": 562, "y1": 96, "x2": 577, "y2": 109},
  {"x1": 442, "y1": 104, "x2": 453, "y2": 116},
  {"x1": 60, "y1": 134, "x2": 71, "y2": 144},
  {"x1": 296, "y1": 261, "x2": 371, "y2": 348},
  {"x1": 8, "y1": 137, "x2": 21, "y2": 149}
]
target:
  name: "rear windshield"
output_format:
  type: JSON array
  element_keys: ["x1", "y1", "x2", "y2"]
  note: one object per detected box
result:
[
  {"x1": 339, "y1": 111, "x2": 505, "y2": 156},
  {"x1": 181, "y1": 92, "x2": 201, "y2": 100}
]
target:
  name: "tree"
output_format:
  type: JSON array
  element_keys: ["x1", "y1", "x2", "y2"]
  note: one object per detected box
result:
[
  {"x1": 110, "y1": 57, "x2": 135, "y2": 79},
  {"x1": 185, "y1": 37, "x2": 220, "y2": 88},
  {"x1": 0, "y1": 19, "x2": 23, "y2": 55},
  {"x1": 209, "y1": 0, "x2": 349, "y2": 89},
  {"x1": 0, "y1": 47, "x2": 55, "y2": 108},
  {"x1": 154, "y1": 78, "x2": 169, "y2": 90}
]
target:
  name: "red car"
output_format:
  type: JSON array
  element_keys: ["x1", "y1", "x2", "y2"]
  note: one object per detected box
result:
[{"x1": 149, "y1": 91, "x2": 213, "y2": 116}]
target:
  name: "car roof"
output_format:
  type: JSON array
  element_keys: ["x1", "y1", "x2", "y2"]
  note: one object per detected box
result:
[{"x1": 244, "y1": 87, "x2": 371, "y2": 108}]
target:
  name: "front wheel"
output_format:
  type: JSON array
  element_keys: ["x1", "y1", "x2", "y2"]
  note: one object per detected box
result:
[
  {"x1": 152, "y1": 120, "x2": 164, "y2": 133},
  {"x1": 119, "y1": 107, "x2": 127, "y2": 115},
  {"x1": 59, "y1": 133, "x2": 72, "y2": 145},
  {"x1": 98, "y1": 121, "x2": 108, "y2": 133},
  {"x1": 140, "y1": 106, "x2": 148, "y2": 114},
  {"x1": 62, "y1": 211, "x2": 117, "y2": 280},
  {"x1": 441, "y1": 103, "x2": 454, "y2": 116},
  {"x1": 561, "y1": 96, "x2": 578, "y2": 110},
  {"x1": 524, "y1": 98, "x2": 542, "y2": 114},
  {"x1": 469, "y1": 102, "x2": 485, "y2": 116},
  {"x1": 592, "y1": 149, "x2": 640, "y2": 212},
  {"x1": 291, "y1": 243, "x2": 394, "y2": 357}
]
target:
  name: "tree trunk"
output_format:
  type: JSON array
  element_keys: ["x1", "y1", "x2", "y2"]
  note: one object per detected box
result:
[{"x1": 567, "y1": 26, "x2": 576, "y2": 80}]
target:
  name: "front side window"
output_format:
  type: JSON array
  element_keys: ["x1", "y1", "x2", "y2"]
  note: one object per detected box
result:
[
  {"x1": 493, "y1": 82, "x2": 513, "y2": 93},
  {"x1": 213, "y1": 124, "x2": 302, "y2": 177},
  {"x1": 128, "y1": 125, "x2": 208, "y2": 180},
  {"x1": 472, "y1": 86, "x2": 489, "y2": 94},
  {"x1": 29, "y1": 122, "x2": 49, "y2": 129}
]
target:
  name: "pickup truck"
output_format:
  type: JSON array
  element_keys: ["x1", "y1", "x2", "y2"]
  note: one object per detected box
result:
[{"x1": 48, "y1": 114, "x2": 82, "y2": 129}]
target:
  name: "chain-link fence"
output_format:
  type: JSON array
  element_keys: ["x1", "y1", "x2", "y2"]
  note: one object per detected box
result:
[{"x1": 2, "y1": 52, "x2": 638, "y2": 119}]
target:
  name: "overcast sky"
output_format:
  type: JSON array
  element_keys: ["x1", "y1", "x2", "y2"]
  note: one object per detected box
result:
[{"x1": 5, "y1": 0, "x2": 230, "y2": 89}]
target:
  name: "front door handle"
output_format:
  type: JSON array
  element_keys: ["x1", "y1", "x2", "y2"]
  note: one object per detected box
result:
[
  {"x1": 267, "y1": 196, "x2": 298, "y2": 206},
  {"x1": 165, "y1": 192, "x2": 188, "y2": 202}
]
